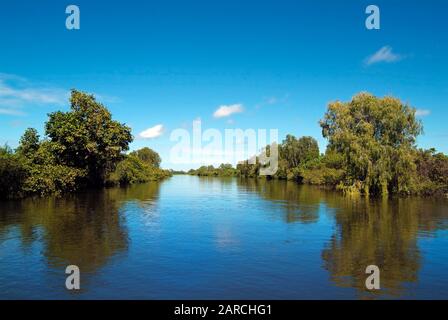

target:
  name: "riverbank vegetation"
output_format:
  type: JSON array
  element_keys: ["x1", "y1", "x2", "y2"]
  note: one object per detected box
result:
[
  {"x1": 0, "y1": 90, "x2": 170, "y2": 199},
  {"x1": 189, "y1": 93, "x2": 448, "y2": 197},
  {"x1": 188, "y1": 163, "x2": 239, "y2": 177}
]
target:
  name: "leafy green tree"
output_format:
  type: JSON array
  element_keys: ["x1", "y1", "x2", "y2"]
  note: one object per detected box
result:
[
  {"x1": 45, "y1": 90, "x2": 133, "y2": 185},
  {"x1": 21, "y1": 141, "x2": 87, "y2": 196},
  {"x1": 280, "y1": 135, "x2": 300, "y2": 168},
  {"x1": 16, "y1": 128, "x2": 40, "y2": 158},
  {"x1": 414, "y1": 148, "x2": 448, "y2": 195},
  {"x1": 279, "y1": 135, "x2": 320, "y2": 169},
  {"x1": 130, "y1": 147, "x2": 161, "y2": 168},
  {"x1": 320, "y1": 93, "x2": 423, "y2": 195},
  {"x1": 297, "y1": 136, "x2": 320, "y2": 163},
  {"x1": 107, "y1": 148, "x2": 171, "y2": 186}
]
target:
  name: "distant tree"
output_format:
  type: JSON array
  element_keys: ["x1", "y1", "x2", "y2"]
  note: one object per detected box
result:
[
  {"x1": 237, "y1": 156, "x2": 260, "y2": 178},
  {"x1": 297, "y1": 136, "x2": 320, "y2": 163},
  {"x1": 45, "y1": 90, "x2": 133, "y2": 185},
  {"x1": 219, "y1": 163, "x2": 233, "y2": 170},
  {"x1": 130, "y1": 147, "x2": 161, "y2": 168},
  {"x1": 280, "y1": 135, "x2": 319, "y2": 169},
  {"x1": 320, "y1": 93, "x2": 423, "y2": 195},
  {"x1": 280, "y1": 135, "x2": 299, "y2": 168}
]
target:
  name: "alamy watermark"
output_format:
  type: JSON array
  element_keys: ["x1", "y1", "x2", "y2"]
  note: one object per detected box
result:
[
  {"x1": 65, "y1": 5, "x2": 379, "y2": 32},
  {"x1": 65, "y1": 265, "x2": 80, "y2": 290},
  {"x1": 365, "y1": 265, "x2": 380, "y2": 290},
  {"x1": 66, "y1": 5, "x2": 80, "y2": 30},
  {"x1": 169, "y1": 119, "x2": 279, "y2": 175},
  {"x1": 365, "y1": 5, "x2": 380, "y2": 30}
]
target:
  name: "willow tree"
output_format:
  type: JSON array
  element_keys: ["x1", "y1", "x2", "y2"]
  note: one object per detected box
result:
[{"x1": 319, "y1": 93, "x2": 422, "y2": 195}]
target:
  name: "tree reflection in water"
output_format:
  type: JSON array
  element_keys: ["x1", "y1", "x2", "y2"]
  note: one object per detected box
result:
[
  {"x1": 322, "y1": 196, "x2": 448, "y2": 299},
  {"x1": 236, "y1": 178, "x2": 327, "y2": 224},
  {"x1": 0, "y1": 182, "x2": 161, "y2": 273},
  {"x1": 236, "y1": 177, "x2": 448, "y2": 298},
  {"x1": 1, "y1": 176, "x2": 447, "y2": 299}
]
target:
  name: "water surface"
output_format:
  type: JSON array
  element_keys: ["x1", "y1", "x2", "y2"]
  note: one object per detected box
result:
[{"x1": 1, "y1": 175, "x2": 447, "y2": 299}]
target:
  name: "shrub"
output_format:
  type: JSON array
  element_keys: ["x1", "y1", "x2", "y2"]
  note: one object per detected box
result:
[{"x1": 0, "y1": 146, "x2": 28, "y2": 199}]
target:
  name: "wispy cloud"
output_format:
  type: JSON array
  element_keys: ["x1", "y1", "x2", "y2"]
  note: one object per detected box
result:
[
  {"x1": 0, "y1": 73, "x2": 68, "y2": 116},
  {"x1": 415, "y1": 109, "x2": 431, "y2": 117},
  {"x1": 0, "y1": 73, "x2": 121, "y2": 117},
  {"x1": 0, "y1": 75, "x2": 67, "y2": 105},
  {"x1": 255, "y1": 94, "x2": 290, "y2": 109},
  {"x1": 213, "y1": 104, "x2": 243, "y2": 118},
  {"x1": 364, "y1": 46, "x2": 404, "y2": 66},
  {"x1": 139, "y1": 124, "x2": 164, "y2": 139}
]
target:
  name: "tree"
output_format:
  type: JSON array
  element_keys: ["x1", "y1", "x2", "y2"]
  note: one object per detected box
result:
[
  {"x1": 130, "y1": 147, "x2": 161, "y2": 168},
  {"x1": 297, "y1": 136, "x2": 320, "y2": 164},
  {"x1": 45, "y1": 90, "x2": 133, "y2": 185},
  {"x1": 319, "y1": 93, "x2": 423, "y2": 195},
  {"x1": 107, "y1": 149, "x2": 171, "y2": 186},
  {"x1": 414, "y1": 148, "x2": 448, "y2": 195},
  {"x1": 280, "y1": 135, "x2": 300, "y2": 168},
  {"x1": 20, "y1": 140, "x2": 87, "y2": 196},
  {"x1": 17, "y1": 128, "x2": 40, "y2": 157},
  {"x1": 280, "y1": 135, "x2": 320, "y2": 169},
  {"x1": 0, "y1": 145, "x2": 28, "y2": 199}
]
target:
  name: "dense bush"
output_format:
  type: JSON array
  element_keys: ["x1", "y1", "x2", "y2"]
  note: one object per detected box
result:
[
  {"x1": 107, "y1": 153, "x2": 171, "y2": 186},
  {"x1": 414, "y1": 148, "x2": 448, "y2": 195},
  {"x1": 0, "y1": 146, "x2": 28, "y2": 199},
  {"x1": 23, "y1": 164, "x2": 87, "y2": 197}
]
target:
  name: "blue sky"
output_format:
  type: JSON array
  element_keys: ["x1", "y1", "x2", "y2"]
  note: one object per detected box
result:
[{"x1": 0, "y1": 0, "x2": 447, "y2": 169}]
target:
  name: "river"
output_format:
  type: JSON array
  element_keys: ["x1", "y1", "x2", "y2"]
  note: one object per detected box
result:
[{"x1": 1, "y1": 175, "x2": 447, "y2": 299}]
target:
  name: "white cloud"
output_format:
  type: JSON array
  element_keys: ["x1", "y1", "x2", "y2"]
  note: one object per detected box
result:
[
  {"x1": 415, "y1": 109, "x2": 431, "y2": 117},
  {"x1": 365, "y1": 46, "x2": 403, "y2": 66},
  {"x1": 213, "y1": 104, "x2": 243, "y2": 118},
  {"x1": 139, "y1": 124, "x2": 164, "y2": 139}
]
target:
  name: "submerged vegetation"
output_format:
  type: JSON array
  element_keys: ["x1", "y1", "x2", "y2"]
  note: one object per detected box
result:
[
  {"x1": 0, "y1": 90, "x2": 170, "y2": 199},
  {"x1": 189, "y1": 93, "x2": 448, "y2": 197}
]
